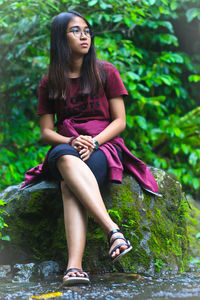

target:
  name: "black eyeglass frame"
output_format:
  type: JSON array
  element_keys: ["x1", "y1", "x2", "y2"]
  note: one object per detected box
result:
[{"x1": 66, "y1": 27, "x2": 93, "y2": 38}]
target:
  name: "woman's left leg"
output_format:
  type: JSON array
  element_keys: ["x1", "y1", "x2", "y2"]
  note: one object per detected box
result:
[{"x1": 57, "y1": 155, "x2": 128, "y2": 260}]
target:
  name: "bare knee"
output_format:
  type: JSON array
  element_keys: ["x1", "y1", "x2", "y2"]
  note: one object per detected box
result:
[
  {"x1": 57, "y1": 154, "x2": 72, "y2": 168},
  {"x1": 56, "y1": 154, "x2": 82, "y2": 172}
]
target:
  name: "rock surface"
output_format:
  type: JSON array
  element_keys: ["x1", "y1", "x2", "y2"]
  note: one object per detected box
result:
[
  {"x1": 0, "y1": 265, "x2": 11, "y2": 278},
  {"x1": 186, "y1": 198, "x2": 200, "y2": 259},
  {"x1": 0, "y1": 168, "x2": 195, "y2": 276},
  {"x1": 0, "y1": 261, "x2": 60, "y2": 281},
  {"x1": 12, "y1": 263, "x2": 36, "y2": 282}
]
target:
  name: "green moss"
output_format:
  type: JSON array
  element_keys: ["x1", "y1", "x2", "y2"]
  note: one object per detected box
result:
[
  {"x1": 25, "y1": 191, "x2": 45, "y2": 213},
  {"x1": 147, "y1": 191, "x2": 189, "y2": 273},
  {"x1": 187, "y1": 199, "x2": 200, "y2": 258}
]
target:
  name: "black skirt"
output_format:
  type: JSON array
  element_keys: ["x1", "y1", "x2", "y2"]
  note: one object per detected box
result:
[{"x1": 47, "y1": 143, "x2": 123, "y2": 187}]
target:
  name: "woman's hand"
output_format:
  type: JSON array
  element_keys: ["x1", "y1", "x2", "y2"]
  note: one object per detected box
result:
[
  {"x1": 71, "y1": 135, "x2": 94, "y2": 150},
  {"x1": 71, "y1": 135, "x2": 94, "y2": 161},
  {"x1": 78, "y1": 146, "x2": 93, "y2": 161}
]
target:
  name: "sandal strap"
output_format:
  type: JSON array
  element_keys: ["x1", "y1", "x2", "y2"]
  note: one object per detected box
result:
[
  {"x1": 64, "y1": 268, "x2": 89, "y2": 278},
  {"x1": 110, "y1": 240, "x2": 131, "y2": 256},
  {"x1": 109, "y1": 236, "x2": 127, "y2": 247},
  {"x1": 108, "y1": 229, "x2": 122, "y2": 242}
]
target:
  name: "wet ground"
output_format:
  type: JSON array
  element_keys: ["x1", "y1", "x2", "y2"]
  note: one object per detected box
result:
[{"x1": 1, "y1": 272, "x2": 200, "y2": 299}]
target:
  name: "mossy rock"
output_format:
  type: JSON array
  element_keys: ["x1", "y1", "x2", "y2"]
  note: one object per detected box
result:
[
  {"x1": 0, "y1": 167, "x2": 194, "y2": 276},
  {"x1": 186, "y1": 198, "x2": 200, "y2": 258}
]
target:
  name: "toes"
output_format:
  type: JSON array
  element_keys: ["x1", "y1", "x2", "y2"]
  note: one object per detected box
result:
[
  {"x1": 120, "y1": 244, "x2": 128, "y2": 251},
  {"x1": 63, "y1": 271, "x2": 86, "y2": 279},
  {"x1": 111, "y1": 248, "x2": 120, "y2": 258},
  {"x1": 63, "y1": 274, "x2": 70, "y2": 280},
  {"x1": 109, "y1": 232, "x2": 130, "y2": 259},
  {"x1": 111, "y1": 251, "x2": 115, "y2": 258},
  {"x1": 63, "y1": 271, "x2": 74, "y2": 278},
  {"x1": 110, "y1": 244, "x2": 128, "y2": 258},
  {"x1": 115, "y1": 248, "x2": 120, "y2": 256},
  {"x1": 76, "y1": 272, "x2": 84, "y2": 277}
]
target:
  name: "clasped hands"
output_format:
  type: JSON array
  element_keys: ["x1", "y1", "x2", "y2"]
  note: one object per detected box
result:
[{"x1": 71, "y1": 135, "x2": 96, "y2": 161}]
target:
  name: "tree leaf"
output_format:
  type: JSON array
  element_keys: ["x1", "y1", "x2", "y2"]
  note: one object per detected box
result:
[
  {"x1": 189, "y1": 152, "x2": 198, "y2": 166},
  {"x1": 192, "y1": 178, "x2": 200, "y2": 190},
  {"x1": 188, "y1": 75, "x2": 200, "y2": 83},
  {"x1": 181, "y1": 144, "x2": 190, "y2": 155},
  {"x1": 127, "y1": 71, "x2": 140, "y2": 81},
  {"x1": 157, "y1": 34, "x2": 178, "y2": 46},
  {"x1": 113, "y1": 14, "x2": 123, "y2": 22},
  {"x1": 99, "y1": 1, "x2": 111, "y2": 9},
  {"x1": 88, "y1": 0, "x2": 98, "y2": 7},
  {"x1": 186, "y1": 8, "x2": 200, "y2": 22},
  {"x1": 134, "y1": 116, "x2": 147, "y2": 130},
  {"x1": 159, "y1": 75, "x2": 172, "y2": 86},
  {"x1": 2, "y1": 235, "x2": 11, "y2": 241}
]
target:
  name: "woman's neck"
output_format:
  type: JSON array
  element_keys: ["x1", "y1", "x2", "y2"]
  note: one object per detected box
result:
[{"x1": 69, "y1": 55, "x2": 83, "y2": 78}]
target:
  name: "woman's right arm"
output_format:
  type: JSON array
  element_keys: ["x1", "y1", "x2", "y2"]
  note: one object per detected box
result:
[
  {"x1": 40, "y1": 114, "x2": 70, "y2": 146},
  {"x1": 40, "y1": 114, "x2": 94, "y2": 150}
]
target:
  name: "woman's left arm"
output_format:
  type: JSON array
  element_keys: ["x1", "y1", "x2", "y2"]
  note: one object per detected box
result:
[
  {"x1": 79, "y1": 96, "x2": 126, "y2": 161},
  {"x1": 94, "y1": 96, "x2": 126, "y2": 145}
]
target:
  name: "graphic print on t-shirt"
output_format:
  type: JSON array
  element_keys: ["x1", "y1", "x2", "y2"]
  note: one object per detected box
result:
[{"x1": 60, "y1": 93, "x2": 101, "y2": 121}]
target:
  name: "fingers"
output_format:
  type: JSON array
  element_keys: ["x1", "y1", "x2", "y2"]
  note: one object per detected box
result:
[
  {"x1": 72, "y1": 135, "x2": 94, "y2": 149},
  {"x1": 70, "y1": 135, "x2": 95, "y2": 161},
  {"x1": 79, "y1": 147, "x2": 93, "y2": 161}
]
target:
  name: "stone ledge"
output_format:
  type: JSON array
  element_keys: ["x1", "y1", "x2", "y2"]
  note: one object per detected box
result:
[{"x1": 0, "y1": 168, "x2": 192, "y2": 276}]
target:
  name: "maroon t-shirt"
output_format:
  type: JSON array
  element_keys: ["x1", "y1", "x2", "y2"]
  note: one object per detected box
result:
[{"x1": 37, "y1": 61, "x2": 128, "y2": 124}]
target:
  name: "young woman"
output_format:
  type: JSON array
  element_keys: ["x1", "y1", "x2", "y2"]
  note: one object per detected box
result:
[{"x1": 22, "y1": 11, "x2": 160, "y2": 286}]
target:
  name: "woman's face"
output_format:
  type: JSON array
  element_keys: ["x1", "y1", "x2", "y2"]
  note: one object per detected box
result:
[{"x1": 66, "y1": 16, "x2": 91, "y2": 57}]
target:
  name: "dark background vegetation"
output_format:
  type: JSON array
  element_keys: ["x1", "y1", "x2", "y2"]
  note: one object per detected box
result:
[{"x1": 0, "y1": 0, "x2": 200, "y2": 198}]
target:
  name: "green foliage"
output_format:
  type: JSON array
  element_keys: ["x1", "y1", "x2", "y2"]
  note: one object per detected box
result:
[
  {"x1": 0, "y1": 119, "x2": 49, "y2": 188},
  {"x1": 154, "y1": 258, "x2": 165, "y2": 272},
  {"x1": 0, "y1": 0, "x2": 200, "y2": 197},
  {"x1": 108, "y1": 209, "x2": 122, "y2": 222},
  {"x1": 0, "y1": 199, "x2": 10, "y2": 244},
  {"x1": 189, "y1": 258, "x2": 200, "y2": 267}
]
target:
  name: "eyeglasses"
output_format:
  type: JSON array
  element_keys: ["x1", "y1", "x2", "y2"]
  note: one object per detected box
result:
[{"x1": 67, "y1": 28, "x2": 92, "y2": 38}]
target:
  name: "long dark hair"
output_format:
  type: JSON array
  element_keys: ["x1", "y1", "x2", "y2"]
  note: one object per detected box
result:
[{"x1": 48, "y1": 11, "x2": 105, "y2": 99}]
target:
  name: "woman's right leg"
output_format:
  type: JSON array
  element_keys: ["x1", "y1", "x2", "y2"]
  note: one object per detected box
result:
[{"x1": 61, "y1": 181, "x2": 88, "y2": 279}]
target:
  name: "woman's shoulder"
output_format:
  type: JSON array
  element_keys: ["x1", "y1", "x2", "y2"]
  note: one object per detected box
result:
[
  {"x1": 97, "y1": 60, "x2": 120, "y2": 85},
  {"x1": 97, "y1": 59, "x2": 119, "y2": 73}
]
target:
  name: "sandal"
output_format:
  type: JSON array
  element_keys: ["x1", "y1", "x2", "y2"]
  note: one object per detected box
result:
[
  {"x1": 63, "y1": 268, "x2": 90, "y2": 286},
  {"x1": 108, "y1": 229, "x2": 132, "y2": 262}
]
